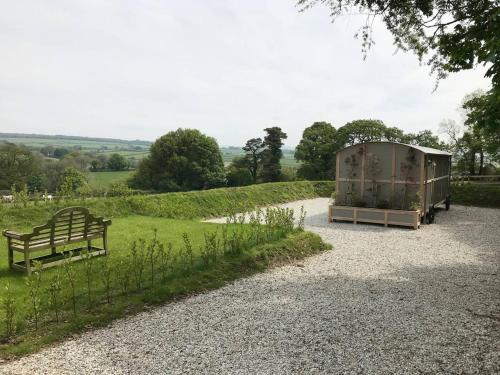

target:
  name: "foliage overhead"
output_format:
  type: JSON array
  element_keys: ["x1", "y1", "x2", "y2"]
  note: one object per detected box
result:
[
  {"x1": 130, "y1": 128, "x2": 226, "y2": 192},
  {"x1": 297, "y1": 0, "x2": 499, "y2": 86}
]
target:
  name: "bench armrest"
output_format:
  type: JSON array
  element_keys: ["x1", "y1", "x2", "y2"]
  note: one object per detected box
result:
[
  {"x1": 103, "y1": 219, "x2": 112, "y2": 226},
  {"x1": 2, "y1": 230, "x2": 27, "y2": 240}
]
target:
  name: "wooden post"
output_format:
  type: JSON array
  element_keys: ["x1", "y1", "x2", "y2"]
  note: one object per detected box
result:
[
  {"x1": 391, "y1": 144, "x2": 396, "y2": 196},
  {"x1": 353, "y1": 208, "x2": 357, "y2": 224},
  {"x1": 336, "y1": 151, "x2": 340, "y2": 199},
  {"x1": 419, "y1": 152, "x2": 425, "y2": 215},
  {"x1": 24, "y1": 243, "x2": 31, "y2": 275},
  {"x1": 384, "y1": 211, "x2": 388, "y2": 227},
  {"x1": 7, "y1": 237, "x2": 13, "y2": 269},
  {"x1": 103, "y1": 226, "x2": 108, "y2": 254},
  {"x1": 360, "y1": 144, "x2": 366, "y2": 199}
]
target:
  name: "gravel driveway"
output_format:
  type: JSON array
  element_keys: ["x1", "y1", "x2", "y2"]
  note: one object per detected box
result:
[{"x1": 1, "y1": 199, "x2": 499, "y2": 375}]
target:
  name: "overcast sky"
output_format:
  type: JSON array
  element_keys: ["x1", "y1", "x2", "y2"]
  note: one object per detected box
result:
[{"x1": 0, "y1": 0, "x2": 491, "y2": 147}]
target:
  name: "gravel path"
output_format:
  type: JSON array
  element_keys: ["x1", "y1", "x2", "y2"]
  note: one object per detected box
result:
[{"x1": 2, "y1": 199, "x2": 499, "y2": 374}]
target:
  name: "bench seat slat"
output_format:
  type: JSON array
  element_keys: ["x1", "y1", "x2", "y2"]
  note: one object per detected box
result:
[{"x1": 11, "y1": 233, "x2": 105, "y2": 252}]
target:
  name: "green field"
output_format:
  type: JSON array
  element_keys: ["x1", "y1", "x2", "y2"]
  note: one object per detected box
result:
[
  {"x1": 0, "y1": 133, "x2": 300, "y2": 170},
  {"x1": 87, "y1": 171, "x2": 135, "y2": 189}
]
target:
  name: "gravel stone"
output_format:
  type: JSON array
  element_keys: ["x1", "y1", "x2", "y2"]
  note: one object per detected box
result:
[{"x1": 1, "y1": 199, "x2": 499, "y2": 375}]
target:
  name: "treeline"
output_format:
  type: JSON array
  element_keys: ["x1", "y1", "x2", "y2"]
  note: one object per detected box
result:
[
  {"x1": 229, "y1": 119, "x2": 447, "y2": 184},
  {"x1": 0, "y1": 143, "x2": 131, "y2": 194}
]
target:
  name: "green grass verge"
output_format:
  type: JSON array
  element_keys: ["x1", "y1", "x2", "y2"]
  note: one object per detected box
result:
[
  {"x1": 450, "y1": 183, "x2": 500, "y2": 208},
  {"x1": 0, "y1": 230, "x2": 330, "y2": 358},
  {"x1": 0, "y1": 181, "x2": 335, "y2": 230}
]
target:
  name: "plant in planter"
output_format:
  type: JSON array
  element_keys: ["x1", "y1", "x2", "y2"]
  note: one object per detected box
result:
[
  {"x1": 400, "y1": 148, "x2": 418, "y2": 210},
  {"x1": 376, "y1": 199, "x2": 390, "y2": 209},
  {"x1": 365, "y1": 152, "x2": 382, "y2": 207},
  {"x1": 344, "y1": 154, "x2": 359, "y2": 205}
]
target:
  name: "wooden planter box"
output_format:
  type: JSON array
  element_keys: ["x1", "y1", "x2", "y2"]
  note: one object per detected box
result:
[{"x1": 328, "y1": 205, "x2": 421, "y2": 229}]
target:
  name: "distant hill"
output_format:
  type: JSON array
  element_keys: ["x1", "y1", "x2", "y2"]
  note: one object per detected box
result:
[
  {"x1": 0, "y1": 133, "x2": 151, "y2": 147},
  {"x1": 0, "y1": 132, "x2": 299, "y2": 166}
]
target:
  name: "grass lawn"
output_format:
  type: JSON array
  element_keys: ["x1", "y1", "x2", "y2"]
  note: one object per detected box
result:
[
  {"x1": 0, "y1": 211, "x2": 330, "y2": 358},
  {"x1": 87, "y1": 170, "x2": 135, "y2": 189}
]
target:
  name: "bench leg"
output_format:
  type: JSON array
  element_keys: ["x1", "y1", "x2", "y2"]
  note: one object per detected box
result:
[
  {"x1": 87, "y1": 240, "x2": 92, "y2": 251},
  {"x1": 7, "y1": 238, "x2": 13, "y2": 269},
  {"x1": 51, "y1": 246, "x2": 57, "y2": 255},
  {"x1": 103, "y1": 227, "x2": 108, "y2": 255},
  {"x1": 24, "y1": 252, "x2": 31, "y2": 275}
]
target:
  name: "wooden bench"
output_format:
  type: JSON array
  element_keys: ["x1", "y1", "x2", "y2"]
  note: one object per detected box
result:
[{"x1": 2, "y1": 206, "x2": 111, "y2": 274}]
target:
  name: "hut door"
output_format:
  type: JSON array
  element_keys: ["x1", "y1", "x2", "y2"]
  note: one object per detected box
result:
[{"x1": 427, "y1": 159, "x2": 436, "y2": 209}]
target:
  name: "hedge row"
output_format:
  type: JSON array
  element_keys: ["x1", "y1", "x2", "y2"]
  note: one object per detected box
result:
[
  {"x1": 450, "y1": 183, "x2": 500, "y2": 208},
  {"x1": 1, "y1": 181, "x2": 335, "y2": 229}
]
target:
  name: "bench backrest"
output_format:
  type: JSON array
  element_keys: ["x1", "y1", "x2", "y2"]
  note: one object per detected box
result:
[{"x1": 19, "y1": 206, "x2": 110, "y2": 249}]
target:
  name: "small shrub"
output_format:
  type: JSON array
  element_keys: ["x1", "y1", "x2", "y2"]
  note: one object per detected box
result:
[
  {"x1": 100, "y1": 255, "x2": 113, "y2": 304},
  {"x1": 62, "y1": 252, "x2": 78, "y2": 317},
  {"x1": 117, "y1": 259, "x2": 131, "y2": 295},
  {"x1": 26, "y1": 261, "x2": 43, "y2": 330},
  {"x1": 2, "y1": 283, "x2": 17, "y2": 338},
  {"x1": 146, "y1": 230, "x2": 159, "y2": 288},
  {"x1": 47, "y1": 269, "x2": 63, "y2": 323},
  {"x1": 131, "y1": 239, "x2": 146, "y2": 290}
]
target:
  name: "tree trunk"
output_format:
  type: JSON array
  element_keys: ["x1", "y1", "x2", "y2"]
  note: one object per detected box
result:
[{"x1": 479, "y1": 150, "x2": 484, "y2": 175}]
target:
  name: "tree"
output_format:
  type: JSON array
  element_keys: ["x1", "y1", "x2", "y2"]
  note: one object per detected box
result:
[
  {"x1": 107, "y1": 153, "x2": 129, "y2": 171},
  {"x1": 226, "y1": 156, "x2": 253, "y2": 187},
  {"x1": 295, "y1": 122, "x2": 339, "y2": 180},
  {"x1": 0, "y1": 143, "x2": 42, "y2": 190},
  {"x1": 298, "y1": 1, "x2": 499, "y2": 86},
  {"x1": 58, "y1": 167, "x2": 88, "y2": 198},
  {"x1": 242, "y1": 138, "x2": 265, "y2": 183},
  {"x1": 53, "y1": 148, "x2": 69, "y2": 159},
  {"x1": 130, "y1": 128, "x2": 226, "y2": 191},
  {"x1": 261, "y1": 127, "x2": 288, "y2": 182},
  {"x1": 462, "y1": 90, "x2": 500, "y2": 162},
  {"x1": 405, "y1": 130, "x2": 446, "y2": 149},
  {"x1": 337, "y1": 119, "x2": 387, "y2": 146}
]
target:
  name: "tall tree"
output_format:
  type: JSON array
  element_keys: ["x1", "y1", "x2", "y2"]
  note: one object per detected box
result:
[
  {"x1": 107, "y1": 153, "x2": 129, "y2": 171},
  {"x1": 337, "y1": 119, "x2": 387, "y2": 146},
  {"x1": 405, "y1": 130, "x2": 446, "y2": 149},
  {"x1": 295, "y1": 122, "x2": 339, "y2": 180},
  {"x1": 242, "y1": 138, "x2": 265, "y2": 183},
  {"x1": 0, "y1": 143, "x2": 42, "y2": 190},
  {"x1": 130, "y1": 128, "x2": 226, "y2": 191},
  {"x1": 261, "y1": 127, "x2": 288, "y2": 182}
]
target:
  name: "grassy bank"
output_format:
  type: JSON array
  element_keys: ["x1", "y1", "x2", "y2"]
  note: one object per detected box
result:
[
  {"x1": 0, "y1": 181, "x2": 335, "y2": 229},
  {"x1": 450, "y1": 183, "x2": 500, "y2": 208}
]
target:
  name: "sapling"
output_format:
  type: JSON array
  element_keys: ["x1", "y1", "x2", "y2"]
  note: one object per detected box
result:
[
  {"x1": 146, "y1": 230, "x2": 159, "y2": 288},
  {"x1": 2, "y1": 282, "x2": 17, "y2": 338},
  {"x1": 182, "y1": 233, "x2": 194, "y2": 271},
  {"x1": 101, "y1": 255, "x2": 113, "y2": 304},
  {"x1": 62, "y1": 252, "x2": 77, "y2": 316},
  {"x1": 26, "y1": 261, "x2": 43, "y2": 330},
  {"x1": 117, "y1": 259, "x2": 131, "y2": 295},
  {"x1": 47, "y1": 268, "x2": 63, "y2": 322},
  {"x1": 81, "y1": 249, "x2": 94, "y2": 310},
  {"x1": 298, "y1": 206, "x2": 307, "y2": 231},
  {"x1": 131, "y1": 239, "x2": 146, "y2": 290}
]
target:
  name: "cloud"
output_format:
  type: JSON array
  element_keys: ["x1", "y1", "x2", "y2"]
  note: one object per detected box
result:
[{"x1": 0, "y1": 0, "x2": 491, "y2": 146}]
